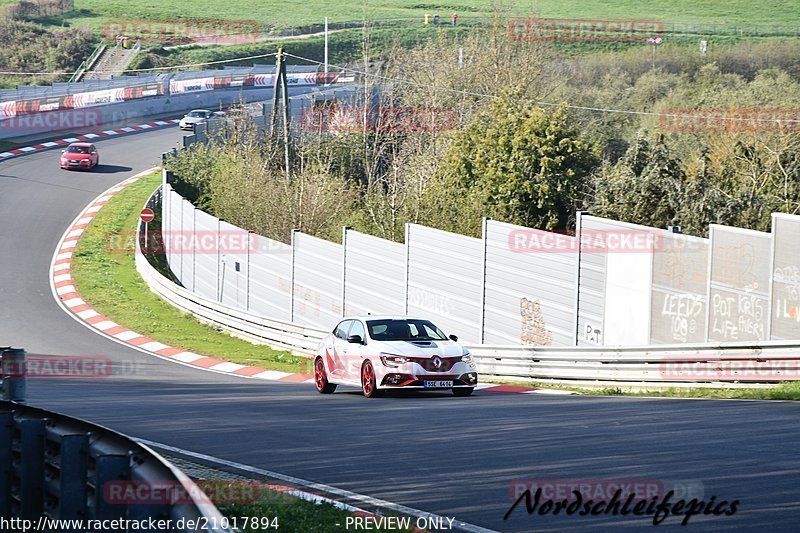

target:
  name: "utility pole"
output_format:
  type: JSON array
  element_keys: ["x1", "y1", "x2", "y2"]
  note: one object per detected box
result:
[
  {"x1": 324, "y1": 17, "x2": 329, "y2": 81},
  {"x1": 270, "y1": 47, "x2": 291, "y2": 178}
]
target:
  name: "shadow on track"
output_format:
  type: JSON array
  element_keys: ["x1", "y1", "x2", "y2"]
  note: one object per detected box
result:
[{"x1": 92, "y1": 164, "x2": 133, "y2": 174}]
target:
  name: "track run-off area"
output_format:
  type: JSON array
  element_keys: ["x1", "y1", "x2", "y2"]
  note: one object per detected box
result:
[{"x1": 1, "y1": 124, "x2": 800, "y2": 532}]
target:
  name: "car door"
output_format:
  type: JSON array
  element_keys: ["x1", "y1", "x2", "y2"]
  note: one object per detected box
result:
[
  {"x1": 325, "y1": 320, "x2": 353, "y2": 379},
  {"x1": 342, "y1": 319, "x2": 367, "y2": 380}
]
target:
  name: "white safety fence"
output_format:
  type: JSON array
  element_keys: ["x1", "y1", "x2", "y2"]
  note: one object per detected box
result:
[
  {"x1": 143, "y1": 185, "x2": 800, "y2": 389},
  {"x1": 161, "y1": 171, "x2": 800, "y2": 349},
  {"x1": 137, "y1": 231, "x2": 800, "y2": 389}
]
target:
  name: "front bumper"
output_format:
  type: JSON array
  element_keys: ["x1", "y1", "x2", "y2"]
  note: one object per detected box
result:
[
  {"x1": 60, "y1": 159, "x2": 92, "y2": 169},
  {"x1": 380, "y1": 372, "x2": 478, "y2": 389}
]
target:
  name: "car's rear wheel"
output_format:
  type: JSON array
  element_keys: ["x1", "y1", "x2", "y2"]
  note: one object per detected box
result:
[
  {"x1": 452, "y1": 387, "x2": 474, "y2": 397},
  {"x1": 314, "y1": 357, "x2": 336, "y2": 394},
  {"x1": 361, "y1": 361, "x2": 382, "y2": 398}
]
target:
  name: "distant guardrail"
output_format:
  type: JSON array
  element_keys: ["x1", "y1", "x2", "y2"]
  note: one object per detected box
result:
[{"x1": 0, "y1": 400, "x2": 232, "y2": 532}]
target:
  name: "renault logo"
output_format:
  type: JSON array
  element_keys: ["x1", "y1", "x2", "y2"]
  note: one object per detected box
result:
[{"x1": 432, "y1": 356, "x2": 442, "y2": 369}]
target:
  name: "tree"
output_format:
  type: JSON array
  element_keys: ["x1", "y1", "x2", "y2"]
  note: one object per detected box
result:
[
  {"x1": 589, "y1": 132, "x2": 685, "y2": 230},
  {"x1": 428, "y1": 93, "x2": 599, "y2": 235}
]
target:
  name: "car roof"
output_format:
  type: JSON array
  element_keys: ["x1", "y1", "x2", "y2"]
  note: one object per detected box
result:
[
  {"x1": 68, "y1": 142, "x2": 93, "y2": 147},
  {"x1": 190, "y1": 109, "x2": 211, "y2": 112},
  {"x1": 343, "y1": 315, "x2": 429, "y2": 322}
]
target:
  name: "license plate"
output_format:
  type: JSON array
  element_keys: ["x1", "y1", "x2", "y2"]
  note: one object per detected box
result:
[{"x1": 424, "y1": 380, "x2": 453, "y2": 388}]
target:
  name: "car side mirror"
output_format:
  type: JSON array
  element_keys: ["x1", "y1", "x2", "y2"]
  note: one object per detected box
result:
[
  {"x1": 449, "y1": 334, "x2": 458, "y2": 342},
  {"x1": 347, "y1": 334, "x2": 363, "y2": 344}
]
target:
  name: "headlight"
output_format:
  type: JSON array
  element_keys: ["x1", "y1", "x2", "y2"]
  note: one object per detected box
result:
[
  {"x1": 380, "y1": 354, "x2": 409, "y2": 367},
  {"x1": 461, "y1": 354, "x2": 473, "y2": 363}
]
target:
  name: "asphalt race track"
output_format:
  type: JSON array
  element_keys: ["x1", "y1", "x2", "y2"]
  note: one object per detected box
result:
[{"x1": 1, "y1": 126, "x2": 799, "y2": 532}]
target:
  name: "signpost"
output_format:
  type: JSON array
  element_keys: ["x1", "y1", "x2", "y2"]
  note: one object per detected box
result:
[{"x1": 140, "y1": 208, "x2": 155, "y2": 250}]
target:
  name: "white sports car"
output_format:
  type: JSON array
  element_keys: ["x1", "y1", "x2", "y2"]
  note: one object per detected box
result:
[{"x1": 314, "y1": 316, "x2": 479, "y2": 398}]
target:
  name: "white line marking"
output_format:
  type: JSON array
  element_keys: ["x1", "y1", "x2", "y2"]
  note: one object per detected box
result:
[
  {"x1": 55, "y1": 252, "x2": 73, "y2": 261},
  {"x1": 53, "y1": 263, "x2": 71, "y2": 273},
  {"x1": 63, "y1": 297, "x2": 85, "y2": 307},
  {"x1": 77, "y1": 216, "x2": 94, "y2": 225},
  {"x1": 53, "y1": 273, "x2": 72, "y2": 283},
  {"x1": 63, "y1": 137, "x2": 79, "y2": 142},
  {"x1": 76, "y1": 309, "x2": 100, "y2": 319},
  {"x1": 102, "y1": 130, "x2": 119, "y2": 135},
  {"x1": 41, "y1": 142, "x2": 59, "y2": 147},
  {"x1": 209, "y1": 362, "x2": 247, "y2": 373},
  {"x1": 67, "y1": 229, "x2": 84, "y2": 238},
  {"x1": 60, "y1": 239, "x2": 78, "y2": 249},
  {"x1": 172, "y1": 352, "x2": 204, "y2": 363},
  {"x1": 56, "y1": 285, "x2": 76, "y2": 295},
  {"x1": 252, "y1": 370, "x2": 292, "y2": 380},
  {"x1": 19, "y1": 146, "x2": 36, "y2": 152},
  {"x1": 139, "y1": 341, "x2": 170, "y2": 352},
  {"x1": 84, "y1": 133, "x2": 100, "y2": 138},
  {"x1": 114, "y1": 330, "x2": 141, "y2": 341},
  {"x1": 136, "y1": 439, "x2": 499, "y2": 533},
  {"x1": 93, "y1": 320, "x2": 119, "y2": 331}
]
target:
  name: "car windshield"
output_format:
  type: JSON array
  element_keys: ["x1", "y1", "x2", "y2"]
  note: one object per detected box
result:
[
  {"x1": 187, "y1": 111, "x2": 207, "y2": 118},
  {"x1": 366, "y1": 319, "x2": 448, "y2": 341},
  {"x1": 66, "y1": 145, "x2": 90, "y2": 154}
]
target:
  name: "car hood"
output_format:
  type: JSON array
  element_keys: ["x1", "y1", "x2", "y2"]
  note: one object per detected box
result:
[
  {"x1": 180, "y1": 116, "x2": 205, "y2": 124},
  {"x1": 62, "y1": 152, "x2": 91, "y2": 160},
  {"x1": 371, "y1": 340, "x2": 464, "y2": 357}
]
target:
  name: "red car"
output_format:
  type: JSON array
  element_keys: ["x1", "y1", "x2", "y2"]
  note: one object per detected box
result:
[{"x1": 59, "y1": 142, "x2": 99, "y2": 170}]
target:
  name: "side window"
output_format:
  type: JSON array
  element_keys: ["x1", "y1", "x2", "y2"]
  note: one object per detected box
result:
[
  {"x1": 349, "y1": 320, "x2": 366, "y2": 342},
  {"x1": 333, "y1": 320, "x2": 352, "y2": 340}
]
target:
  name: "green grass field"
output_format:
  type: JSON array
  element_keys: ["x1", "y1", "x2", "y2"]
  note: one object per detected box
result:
[
  {"x1": 2, "y1": 0, "x2": 799, "y2": 31},
  {"x1": 70, "y1": 172, "x2": 308, "y2": 373}
]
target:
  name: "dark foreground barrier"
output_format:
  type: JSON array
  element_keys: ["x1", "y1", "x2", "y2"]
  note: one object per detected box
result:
[{"x1": 0, "y1": 400, "x2": 232, "y2": 532}]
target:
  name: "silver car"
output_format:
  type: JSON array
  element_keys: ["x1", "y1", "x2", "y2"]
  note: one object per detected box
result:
[{"x1": 179, "y1": 109, "x2": 213, "y2": 131}]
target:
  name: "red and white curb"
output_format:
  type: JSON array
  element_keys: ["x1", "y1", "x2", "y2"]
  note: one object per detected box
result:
[
  {"x1": 49, "y1": 168, "x2": 575, "y2": 395},
  {"x1": 0, "y1": 119, "x2": 180, "y2": 160}
]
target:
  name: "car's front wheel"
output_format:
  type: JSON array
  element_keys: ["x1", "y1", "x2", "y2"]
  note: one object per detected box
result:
[
  {"x1": 361, "y1": 361, "x2": 382, "y2": 398},
  {"x1": 452, "y1": 387, "x2": 474, "y2": 397},
  {"x1": 314, "y1": 357, "x2": 336, "y2": 394}
]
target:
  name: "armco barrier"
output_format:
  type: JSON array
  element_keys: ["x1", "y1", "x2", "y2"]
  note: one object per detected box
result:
[
  {"x1": 135, "y1": 190, "x2": 800, "y2": 389},
  {"x1": 135, "y1": 220, "x2": 326, "y2": 355},
  {"x1": 0, "y1": 400, "x2": 232, "y2": 532}
]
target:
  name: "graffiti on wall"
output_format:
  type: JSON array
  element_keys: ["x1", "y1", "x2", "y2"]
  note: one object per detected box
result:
[{"x1": 520, "y1": 298, "x2": 553, "y2": 346}]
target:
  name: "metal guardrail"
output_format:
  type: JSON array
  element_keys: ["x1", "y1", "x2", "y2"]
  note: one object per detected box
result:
[
  {"x1": 69, "y1": 41, "x2": 108, "y2": 83},
  {"x1": 0, "y1": 348, "x2": 26, "y2": 402},
  {"x1": 135, "y1": 187, "x2": 800, "y2": 389},
  {"x1": 0, "y1": 401, "x2": 232, "y2": 532},
  {"x1": 135, "y1": 213, "x2": 327, "y2": 356}
]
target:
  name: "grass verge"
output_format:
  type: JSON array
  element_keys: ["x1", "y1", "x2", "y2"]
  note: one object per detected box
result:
[
  {"x1": 70, "y1": 171, "x2": 307, "y2": 372},
  {"x1": 494, "y1": 379, "x2": 800, "y2": 400},
  {"x1": 219, "y1": 488, "x2": 412, "y2": 533}
]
